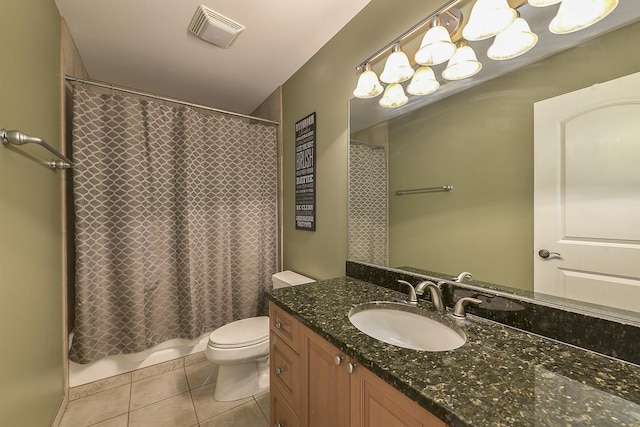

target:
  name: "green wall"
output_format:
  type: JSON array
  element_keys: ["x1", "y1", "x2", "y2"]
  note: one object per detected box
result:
[
  {"x1": 388, "y1": 21, "x2": 640, "y2": 290},
  {"x1": 282, "y1": 0, "x2": 445, "y2": 279},
  {"x1": 0, "y1": 1, "x2": 64, "y2": 425}
]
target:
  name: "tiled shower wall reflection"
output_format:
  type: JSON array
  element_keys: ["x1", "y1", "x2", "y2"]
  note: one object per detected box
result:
[{"x1": 348, "y1": 130, "x2": 387, "y2": 266}]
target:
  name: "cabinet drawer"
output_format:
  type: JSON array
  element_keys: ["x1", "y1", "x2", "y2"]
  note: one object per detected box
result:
[
  {"x1": 270, "y1": 302, "x2": 300, "y2": 351},
  {"x1": 271, "y1": 383, "x2": 300, "y2": 427},
  {"x1": 270, "y1": 331, "x2": 301, "y2": 412}
]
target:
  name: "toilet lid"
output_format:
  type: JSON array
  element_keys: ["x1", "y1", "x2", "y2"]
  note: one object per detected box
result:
[{"x1": 208, "y1": 316, "x2": 269, "y2": 348}]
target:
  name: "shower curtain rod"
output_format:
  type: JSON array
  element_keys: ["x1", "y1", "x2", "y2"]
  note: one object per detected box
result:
[
  {"x1": 349, "y1": 139, "x2": 384, "y2": 149},
  {"x1": 64, "y1": 76, "x2": 280, "y2": 125}
]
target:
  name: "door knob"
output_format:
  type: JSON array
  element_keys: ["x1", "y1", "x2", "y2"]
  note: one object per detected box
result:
[
  {"x1": 275, "y1": 366, "x2": 286, "y2": 375},
  {"x1": 347, "y1": 362, "x2": 357, "y2": 374},
  {"x1": 334, "y1": 355, "x2": 344, "y2": 365},
  {"x1": 538, "y1": 249, "x2": 561, "y2": 259}
]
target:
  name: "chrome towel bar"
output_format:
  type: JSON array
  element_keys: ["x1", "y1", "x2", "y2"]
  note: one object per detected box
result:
[
  {"x1": 395, "y1": 185, "x2": 453, "y2": 196},
  {"x1": 1, "y1": 128, "x2": 75, "y2": 170}
]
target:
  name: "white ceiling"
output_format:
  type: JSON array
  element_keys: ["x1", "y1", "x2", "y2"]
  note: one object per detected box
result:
[{"x1": 55, "y1": 0, "x2": 371, "y2": 114}]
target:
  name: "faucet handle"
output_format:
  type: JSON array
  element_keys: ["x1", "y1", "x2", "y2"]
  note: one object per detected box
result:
[
  {"x1": 453, "y1": 271, "x2": 474, "y2": 282},
  {"x1": 397, "y1": 280, "x2": 418, "y2": 305},
  {"x1": 452, "y1": 297, "x2": 482, "y2": 318}
]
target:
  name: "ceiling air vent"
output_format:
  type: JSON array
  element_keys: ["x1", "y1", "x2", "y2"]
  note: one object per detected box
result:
[{"x1": 188, "y1": 5, "x2": 245, "y2": 48}]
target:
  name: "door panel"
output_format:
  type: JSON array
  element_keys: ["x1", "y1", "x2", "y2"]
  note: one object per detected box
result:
[{"x1": 534, "y1": 71, "x2": 640, "y2": 312}]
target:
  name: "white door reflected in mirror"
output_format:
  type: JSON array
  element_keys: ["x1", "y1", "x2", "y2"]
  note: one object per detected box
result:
[{"x1": 533, "y1": 71, "x2": 640, "y2": 313}]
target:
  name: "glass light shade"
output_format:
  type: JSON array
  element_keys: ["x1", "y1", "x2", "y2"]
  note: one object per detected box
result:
[
  {"x1": 414, "y1": 25, "x2": 457, "y2": 66},
  {"x1": 379, "y1": 83, "x2": 408, "y2": 108},
  {"x1": 462, "y1": 0, "x2": 517, "y2": 41},
  {"x1": 487, "y1": 18, "x2": 538, "y2": 60},
  {"x1": 549, "y1": 0, "x2": 618, "y2": 34},
  {"x1": 528, "y1": 0, "x2": 562, "y2": 6},
  {"x1": 353, "y1": 67, "x2": 383, "y2": 99},
  {"x1": 406, "y1": 67, "x2": 440, "y2": 96},
  {"x1": 379, "y1": 47, "x2": 415, "y2": 84},
  {"x1": 442, "y1": 45, "x2": 482, "y2": 81}
]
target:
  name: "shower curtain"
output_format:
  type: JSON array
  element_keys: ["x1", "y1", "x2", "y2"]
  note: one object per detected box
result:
[
  {"x1": 348, "y1": 143, "x2": 387, "y2": 265},
  {"x1": 69, "y1": 85, "x2": 278, "y2": 364}
]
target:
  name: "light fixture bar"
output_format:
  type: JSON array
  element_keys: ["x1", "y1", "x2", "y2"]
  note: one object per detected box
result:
[{"x1": 355, "y1": 0, "x2": 529, "y2": 71}]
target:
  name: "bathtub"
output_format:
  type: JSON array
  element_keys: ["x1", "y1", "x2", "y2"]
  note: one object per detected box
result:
[{"x1": 69, "y1": 332, "x2": 211, "y2": 387}]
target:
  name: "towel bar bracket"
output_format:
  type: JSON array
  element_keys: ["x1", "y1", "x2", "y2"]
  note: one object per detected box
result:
[{"x1": 1, "y1": 128, "x2": 75, "y2": 170}]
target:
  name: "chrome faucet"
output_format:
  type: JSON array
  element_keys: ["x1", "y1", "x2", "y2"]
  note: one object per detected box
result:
[
  {"x1": 453, "y1": 271, "x2": 474, "y2": 282},
  {"x1": 415, "y1": 280, "x2": 445, "y2": 312},
  {"x1": 452, "y1": 297, "x2": 482, "y2": 318},
  {"x1": 397, "y1": 280, "x2": 418, "y2": 305}
]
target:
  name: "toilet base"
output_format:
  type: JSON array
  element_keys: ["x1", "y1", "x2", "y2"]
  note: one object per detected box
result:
[{"x1": 213, "y1": 356, "x2": 270, "y2": 401}]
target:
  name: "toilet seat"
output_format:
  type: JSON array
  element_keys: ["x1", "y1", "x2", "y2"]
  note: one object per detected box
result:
[{"x1": 208, "y1": 316, "x2": 269, "y2": 349}]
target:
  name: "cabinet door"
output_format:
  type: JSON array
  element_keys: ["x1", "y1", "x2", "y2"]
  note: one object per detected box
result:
[
  {"x1": 350, "y1": 364, "x2": 447, "y2": 427},
  {"x1": 271, "y1": 384, "x2": 300, "y2": 427},
  {"x1": 301, "y1": 326, "x2": 350, "y2": 427}
]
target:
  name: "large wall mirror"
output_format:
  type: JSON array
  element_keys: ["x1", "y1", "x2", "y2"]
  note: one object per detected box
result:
[{"x1": 348, "y1": 1, "x2": 640, "y2": 322}]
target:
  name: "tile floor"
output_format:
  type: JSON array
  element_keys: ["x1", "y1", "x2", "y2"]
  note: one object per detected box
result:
[{"x1": 59, "y1": 352, "x2": 269, "y2": 427}]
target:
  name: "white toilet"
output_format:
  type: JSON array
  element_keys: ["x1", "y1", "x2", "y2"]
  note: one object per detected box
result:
[{"x1": 205, "y1": 270, "x2": 315, "y2": 401}]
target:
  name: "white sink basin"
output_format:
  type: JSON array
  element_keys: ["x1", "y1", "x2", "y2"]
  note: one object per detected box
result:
[{"x1": 348, "y1": 302, "x2": 466, "y2": 352}]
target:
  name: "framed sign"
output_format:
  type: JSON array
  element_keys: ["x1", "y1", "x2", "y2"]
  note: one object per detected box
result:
[{"x1": 295, "y1": 112, "x2": 316, "y2": 231}]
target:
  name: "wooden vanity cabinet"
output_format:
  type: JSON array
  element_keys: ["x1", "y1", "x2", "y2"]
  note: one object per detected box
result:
[
  {"x1": 269, "y1": 301, "x2": 447, "y2": 427},
  {"x1": 350, "y1": 363, "x2": 447, "y2": 427}
]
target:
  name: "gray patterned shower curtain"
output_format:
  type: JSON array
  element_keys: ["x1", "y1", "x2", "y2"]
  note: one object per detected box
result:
[
  {"x1": 348, "y1": 143, "x2": 387, "y2": 265},
  {"x1": 69, "y1": 85, "x2": 278, "y2": 364}
]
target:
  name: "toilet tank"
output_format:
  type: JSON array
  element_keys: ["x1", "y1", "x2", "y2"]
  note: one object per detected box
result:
[{"x1": 272, "y1": 270, "x2": 315, "y2": 289}]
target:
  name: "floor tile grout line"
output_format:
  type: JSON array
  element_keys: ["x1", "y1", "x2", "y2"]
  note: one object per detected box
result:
[
  {"x1": 81, "y1": 413, "x2": 128, "y2": 427},
  {"x1": 187, "y1": 365, "x2": 202, "y2": 425},
  {"x1": 255, "y1": 395, "x2": 269, "y2": 424},
  {"x1": 129, "y1": 387, "x2": 194, "y2": 413},
  {"x1": 127, "y1": 373, "x2": 133, "y2": 427}
]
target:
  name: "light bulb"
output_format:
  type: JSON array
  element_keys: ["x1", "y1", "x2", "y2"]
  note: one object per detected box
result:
[
  {"x1": 488, "y1": 17, "x2": 538, "y2": 60},
  {"x1": 353, "y1": 64, "x2": 383, "y2": 99},
  {"x1": 549, "y1": 0, "x2": 618, "y2": 34},
  {"x1": 442, "y1": 42, "x2": 482, "y2": 81},
  {"x1": 462, "y1": 0, "x2": 517, "y2": 41},
  {"x1": 407, "y1": 67, "x2": 440, "y2": 96},
  {"x1": 414, "y1": 21, "x2": 456, "y2": 66},
  {"x1": 528, "y1": 0, "x2": 562, "y2": 6},
  {"x1": 380, "y1": 44, "x2": 415, "y2": 84},
  {"x1": 379, "y1": 83, "x2": 408, "y2": 108}
]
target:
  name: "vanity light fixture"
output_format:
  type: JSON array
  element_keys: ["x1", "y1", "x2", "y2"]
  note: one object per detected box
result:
[
  {"x1": 549, "y1": 0, "x2": 619, "y2": 34},
  {"x1": 414, "y1": 17, "x2": 457, "y2": 66},
  {"x1": 527, "y1": 0, "x2": 562, "y2": 6},
  {"x1": 353, "y1": 63, "x2": 384, "y2": 99},
  {"x1": 442, "y1": 40, "x2": 482, "y2": 81},
  {"x1": 487, "y1": 14, "x2": 538, "y2": 60},
  {"x1": 379, "y1": 44, "x2": 415, "y2": 84},
  {"x1": 406, "y1": 66, "x2": 440, "y2": 96},
  {"x1": 353, "y1": 0, "x2": 621, "y2": 109},
  {"x1": 379, "y1": 83, "x2": 409, "y2": 108},
  {"x1": 462, "y1": 0, "x2": 517, "y2": 41}
]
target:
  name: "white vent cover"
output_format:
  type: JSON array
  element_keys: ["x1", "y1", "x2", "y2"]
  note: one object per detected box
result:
[{"x1": 188, "y1": 5, "x2": 245, "y2": 48}]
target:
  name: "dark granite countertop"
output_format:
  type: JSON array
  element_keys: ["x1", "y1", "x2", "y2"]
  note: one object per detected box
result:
[{"x1": 268, "y1": 277, "x2": 640, "y2": 427}]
